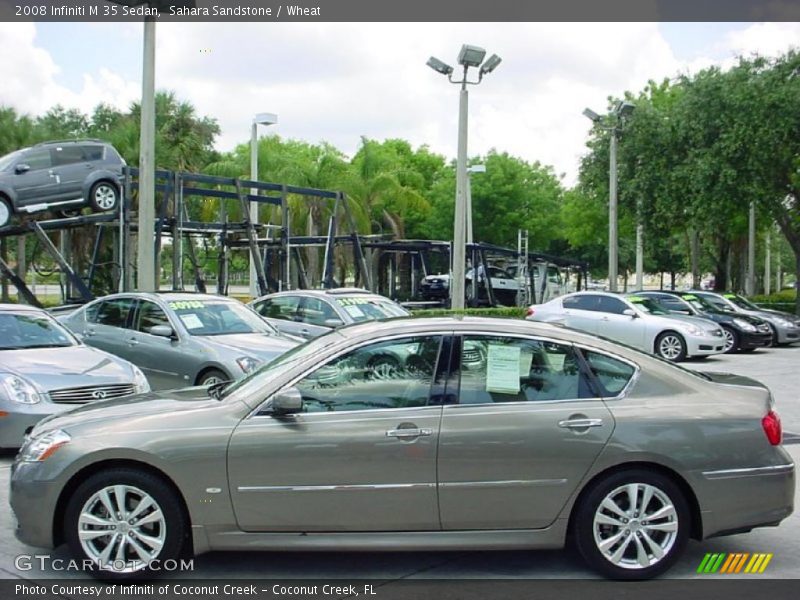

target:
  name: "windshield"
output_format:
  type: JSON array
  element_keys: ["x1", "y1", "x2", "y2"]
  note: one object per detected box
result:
[
  {"x1": 334, "y1": 296, "x2": 409, "y2": 323},
  {"x1": 680, "y1": 294, "x2": 719, "y2": 313},
  {"x1": 697, "y1": 293, "x2": 736, "y2": 312},
  {"x1": 0, "y1": 312, "x2": 77, "y2": 349},
  {"x1": 725, "y1": 294, "x2": 759, "y2": 310},
  {"x1": 626, "y1": 296, "x2": 670, "y2": 315},
  {"x1": 220, "y1": 333, "x2": 338, "y2": 400},
  {"x1": 167, "y1": 299, "x2": 278, "y2": 336},
  {"x1": 0, "y1": 149, "x2": 24, "y2": 172}
]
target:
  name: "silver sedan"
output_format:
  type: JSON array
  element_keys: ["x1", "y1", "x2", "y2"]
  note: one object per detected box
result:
[
  {"x1": 0, "y1": 304, "x2": 148, "y2": 448},
  {"x1": 9, "y1": 317, "x2": 793, "y2": 580},
  {"x1": 59, "y1": 293, "x2": 299, "y2": 389},
  {"x1": 527, "y1": 291, "x2": 725, "y2": 361}
]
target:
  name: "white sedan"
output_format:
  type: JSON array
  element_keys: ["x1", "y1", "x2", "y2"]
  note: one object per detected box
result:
[{"x1": 526, "y1": 291, "x2": 726, "y2": 361}]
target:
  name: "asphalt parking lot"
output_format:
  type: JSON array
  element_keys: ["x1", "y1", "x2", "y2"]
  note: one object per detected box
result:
[{"x1": 1, "y1": 345, "x2": 798, "y2": 582}]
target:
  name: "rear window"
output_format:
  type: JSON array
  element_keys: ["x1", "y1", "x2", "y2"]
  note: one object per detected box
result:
[{"x1": 82, "y1": 145, "x2": 105, "y2": 161}]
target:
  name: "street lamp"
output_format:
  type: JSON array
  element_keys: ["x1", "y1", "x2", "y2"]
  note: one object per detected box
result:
[
  {"x1": 583, "y1": 100, "x2": 635, "y2": 292},
  {"x1": 249, "y1": 112, "x2": 278, "y2": 298},
  {"x1": 427, "y1": 45, "x2": 502, "y2": 309}
]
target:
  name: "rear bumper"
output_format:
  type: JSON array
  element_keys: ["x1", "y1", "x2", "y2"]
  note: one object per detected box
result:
[{"x1": 698, "y1": 462, "x2": 795, "y2": 539}]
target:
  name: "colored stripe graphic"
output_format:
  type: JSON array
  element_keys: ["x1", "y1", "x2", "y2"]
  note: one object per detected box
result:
[{"x1": 698, "y1": 552, "x2": 772, "y2": 574}]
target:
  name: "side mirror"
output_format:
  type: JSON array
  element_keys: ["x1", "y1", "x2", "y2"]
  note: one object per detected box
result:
[
  {"x1": 267, "y1": 386, "x2": 303, "y2": 415},
  {"x1": 149, "y1": 325, "x2": 175, "y2": 338},
  {"x1": 15, "y1": 164, "x2": 30, "y2": 174},
  {"x1": 323, "y1": 318, "x2": 345, "y2": 328},
  {"x1": 623, "y1": 309, "x2": 638, "y2": 318}
]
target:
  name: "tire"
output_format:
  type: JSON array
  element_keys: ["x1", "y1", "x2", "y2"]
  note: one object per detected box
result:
[
  {"x1": 721, "y1": 326, "x2": 739, "y2": 354},
  {"x1": 367, "y1": 354, "x2": 400, "y2": 380},
  {"x1": 768, "y1": 324, "x2": 780, "y2": 347},
  {"x1": 197, "y1": 368, "x2": 229, "y2": 386},
  {"x1": 655, "y1": 332, "x2": 687, "y2": 362},
  {"x1": 573, "y1": 469, "x2": 690, "y2": 580},
  {"x1": 88, "y1": 181, "x2": 120, "y2": 213},
  {"x1": 0, "y1": 197, "x2": 12, "y2": 229},
  {"x1": 741, "y1": 347, "x2": 757, "y2": 353},
  {"x1": 64, "y1": 468, "x2": 186, "y2": 579}
]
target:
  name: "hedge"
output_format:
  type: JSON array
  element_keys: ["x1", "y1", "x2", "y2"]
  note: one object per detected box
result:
[
  {"x1": 755, "y1": 302, "x2": 797, "y2": 314},
  {"x1": 410, "y1": 307, "x2": 527, "y2": 319}
]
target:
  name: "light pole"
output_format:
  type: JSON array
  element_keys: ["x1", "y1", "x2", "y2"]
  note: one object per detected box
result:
[
  {"x1": 465, "y1": 164, "x2": 486, "y2": 245},
  {"x1": 427, "y1": 46, "x2": 501, "y2": 309},
  {"x1": 583, "y1": 101, "x2": 635, "y2": 292},
  {"x1": 249, "y1": 112, "x2": 278, "y2": 298}
]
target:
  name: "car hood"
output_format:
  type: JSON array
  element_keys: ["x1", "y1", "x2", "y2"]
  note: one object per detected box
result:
[
  {"x1": 754, "y1": 309, "x2": 800, "y2": 323},
  {"x1": 194, "y1": 333, "x2": 299, "y2": 361},
  {"x1": 650, "y1": 313, "x2": 720, "y2": 332},
  {"x1": 0, "y1": 345, "x2": 134, "y2": 391},
  {"x1": 30, "y1": 386, "x2": 218, "y2": 436}
]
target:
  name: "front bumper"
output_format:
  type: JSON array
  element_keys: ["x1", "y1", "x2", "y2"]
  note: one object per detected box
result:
[
  {"x1": 738, "y1": 329, "x2": 773, "y2": 349},
  {"x1": 10, "y1": 461, "x2": 62, "y2": 548},
  {"x1": 774, "y1": 323, "x2": 800, "y2": 344},
  {"x1": 698, "y1": 461, "x2": 794, "y2": 539},
  {"x1": 685, "y1": 333, "x2": 726, "y2": 357},
  {"x1": 0, "y1": 402, "x2": 72, "y2": 449}
]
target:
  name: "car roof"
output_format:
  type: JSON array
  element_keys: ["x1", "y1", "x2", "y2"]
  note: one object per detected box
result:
[
  {"x1": 252, "y1": 288, "x2": 386, "y2": 301},
  {"x1": 89, "y1": 292, "x2": 234, "y2": 303},
  {"x1": 0, "y1": 303, "x2": 44, "y2": 314}
]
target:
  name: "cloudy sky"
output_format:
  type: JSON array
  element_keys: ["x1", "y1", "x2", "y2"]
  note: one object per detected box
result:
[{"x1": 1, "y1": 21, "x2": 798, "y2": 185}]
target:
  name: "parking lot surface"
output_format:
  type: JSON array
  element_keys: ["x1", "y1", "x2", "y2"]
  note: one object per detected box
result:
[{"x1": 1, "y1": 344, "x2": 798, "y2": 581}]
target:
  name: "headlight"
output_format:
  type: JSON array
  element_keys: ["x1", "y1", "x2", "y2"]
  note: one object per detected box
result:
[
  {"x1": 236, "y1": 356, "x2": 261, "y2": 374},
  {"x1": 131, "y1": 365, "x2": 150, "y2": 394},
  {"x1": 772, "y1": 317, "x2": 793, "y2": 327},
  {"x1": 733, "y1": 318, "x2": 756, "y2": 332},
  {"x1": 19, "y1": 429, "x2": 71, "y2": 462},
  {"x1": 680, "y1": 324, "x2": 702, "y2": 336},
  {"x1": 0, "y1": 374, "x2": 42, "y2": 404}
]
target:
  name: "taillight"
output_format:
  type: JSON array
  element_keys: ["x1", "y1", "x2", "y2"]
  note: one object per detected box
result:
[
  {"x1": 526, "y1": 307, "x2": 535, "y2": 317},
  {"x1": 762, "y1": 410, "x2": 782, "y2": 446}
]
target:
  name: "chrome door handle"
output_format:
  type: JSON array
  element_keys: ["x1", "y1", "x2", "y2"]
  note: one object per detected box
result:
[
  {"x1": 558, "y1": 418, "x2": 604, "y2": 429},
  {"x1": 386, "y1": 428, "x2": 433, "y2": 438}
]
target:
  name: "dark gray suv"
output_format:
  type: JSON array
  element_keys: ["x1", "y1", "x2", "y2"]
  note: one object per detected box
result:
[{"x1": 0, "y1": 139, "x2": 125, "y2": 228}]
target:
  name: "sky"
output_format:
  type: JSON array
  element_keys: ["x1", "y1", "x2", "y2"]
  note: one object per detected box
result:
[{"x1": 1, "y1": 21, "x2": 798, "y2": 186}]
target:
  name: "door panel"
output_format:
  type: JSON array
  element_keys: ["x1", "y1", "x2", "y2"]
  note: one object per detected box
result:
[
  {"x1": 50, "y1": 146, "x2": 88, "y2": 199},
  {"x1": 14, "y1": 149, "x2": 59, "y2": 205},
  {"x1": 596, "y1": 313, "x2": 646, "y2": 349},
  {"x1": 126, "y1": 300, "x2": 190, "y2": 389},
  {"x1": 228, "y1": 334, "x2": 446, "y2": 532},
  {"x1": 85, "y1": 298, "x2": 136, "y2": 359},
  {"x1": 437, "y1": 335, "x2": 614, "y2": 530}
]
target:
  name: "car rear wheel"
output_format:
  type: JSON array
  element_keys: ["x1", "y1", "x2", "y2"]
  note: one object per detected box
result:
[
  {"x1": 655, "y1": 332, "x2": 686, "y2": 362},
  {"x1": 0, "y1": 197, "x2": 11, "y2": 229},
  {"x1": 64, "y1": 468, "x2": 186, "y2": 579},
  {"x1": 721, "y1": 327, "x2": 739, "y2": 353},
  {"x1": 574, "y1": 469, "x2": 690, "y2": 580},
  {"x1": 197, "y1": 368, "x2": 229, "y2": 386},
  {"x1": 89, "y1": 181, "x2": 120, "y2": 213}
]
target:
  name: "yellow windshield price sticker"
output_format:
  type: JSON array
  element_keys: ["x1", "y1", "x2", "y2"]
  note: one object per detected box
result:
[
  {"x1": 627, "y1": 296, "x2": 645, "y2": 302},
  {"x1": 336, "y1": 298, "x2": 371, "y2": 306},
  {"x1": 683, "y1": 294, "x2": 698, "y2": 300},
  {"x1": 169, "y1": 300, "x2": 205, "y2": 310}
]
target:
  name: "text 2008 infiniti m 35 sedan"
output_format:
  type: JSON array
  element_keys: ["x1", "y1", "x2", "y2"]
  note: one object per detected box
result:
[{"x1": 10, "y1": 317, "x2": 794, "y2": 579}]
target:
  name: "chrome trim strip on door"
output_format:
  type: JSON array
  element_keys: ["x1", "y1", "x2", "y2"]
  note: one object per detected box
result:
[
  {"x1": 237, "y1": 482, "x2": 436, "y2": 493},
  {"x1": 438, "y1": 479, "x2": 567, "y2": 489},
  {"x1": 702, "y1": 463, "x2": 795, "y2": 480}
]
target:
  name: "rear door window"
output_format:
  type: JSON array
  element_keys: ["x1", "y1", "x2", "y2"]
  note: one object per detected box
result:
[
  {"x1": 95, "y1": 298, "x2": 136, "y2": 329},
  {"x1": 50, "y1": 146, "x2": 86, "y2": 166}
]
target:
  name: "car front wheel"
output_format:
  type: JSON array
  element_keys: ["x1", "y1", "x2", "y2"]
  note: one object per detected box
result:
[
  {"x1": 64, "y1": 468, "x2": 186, "y2": 579},
  {"x1": 655, "y1": 332, "x2": 687, "y2": 362},
  {"x1": 89, "y1": 181, "x2": 120, "y2": 213},
  {"x1": 721, "y1": 326, "x2": 739, "y2": 353},
  {"x1": 574, "y1": 469, "x2": 690, "y2": 580},
  {"x1": 0, "y1": 197, "x2": 12, "y2": 229}
]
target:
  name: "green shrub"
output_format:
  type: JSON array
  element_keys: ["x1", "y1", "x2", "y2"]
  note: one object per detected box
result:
[
  {"x1": 749, "y1": 289, "x2": 797, "y2": 303},
  {"x1": 755, "y1": 302, "x2": 797, "y2": 314},
  {"x1": 411, "y1": 307, "x2": 527, "y2": 319}
]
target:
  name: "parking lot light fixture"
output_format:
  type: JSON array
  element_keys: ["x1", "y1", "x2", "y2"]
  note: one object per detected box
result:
[
  {"x1": 427, "y1": 45, "x2": 502, "y2": 309},
  {"x1": 249, "y1": 112, "x2": 278, "y2": 298},
  {"x1": 583, "y1": 100, "x2": 635, "y2": 292}
]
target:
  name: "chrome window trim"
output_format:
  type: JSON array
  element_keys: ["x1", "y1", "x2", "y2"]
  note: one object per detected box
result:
[{"x1": 247, "y1": 330, "x2": 454, "y2": 419}]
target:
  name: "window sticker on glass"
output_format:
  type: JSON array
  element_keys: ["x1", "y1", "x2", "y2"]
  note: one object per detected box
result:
[
  {"x1": 169, "y1": 300, "x2": 204, "y2": 310},
  {"x1": 627, "y1": 296, "x2": 645, "y2": 303},
  {"x1": 180, "y1": 313, "x2": 203, "y2": 329},
  {"x1": 519, "y1": 350, "x2": 533, "y2": 376},
  {"x1": 343, "y1": 305, "x2": 365, "y2": 318},
  {"x1": 683, "y1": 294, "x2": 697, "y2": 300},
  {"x1": 486, "y1": 344, "x2": 521, "y2": 394},
  {"x1": 336, "y1": 297, "x2": 371, "y2": 306}
]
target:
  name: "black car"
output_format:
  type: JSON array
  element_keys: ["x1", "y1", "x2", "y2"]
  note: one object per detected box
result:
[
  {"x1": 635, "y1": 290, "x2": 773, "y2": 353},
  {"x1": 0, "y1": 139, "x2": 125, "y2": 228}
]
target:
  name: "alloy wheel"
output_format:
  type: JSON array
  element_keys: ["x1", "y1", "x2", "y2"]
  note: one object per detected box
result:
[
  {"x1": 0, "y1": 200, "x2": 10, "y2": 228},
  {"x1": 658, "y1": 335, "x2": 683, "y2": 360},
  {"x1": 722, "y1": 329, "x2": 736, "y2": 353},
  {"x1": 77, "y1": 484, "x2": 166, "y2": 572},
  {"x1": 94, "y1": 184, "x2": 118, "y2": 210},
  {"x1": 592, "y1": 482, "x2": 679, "y2": 570}
]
